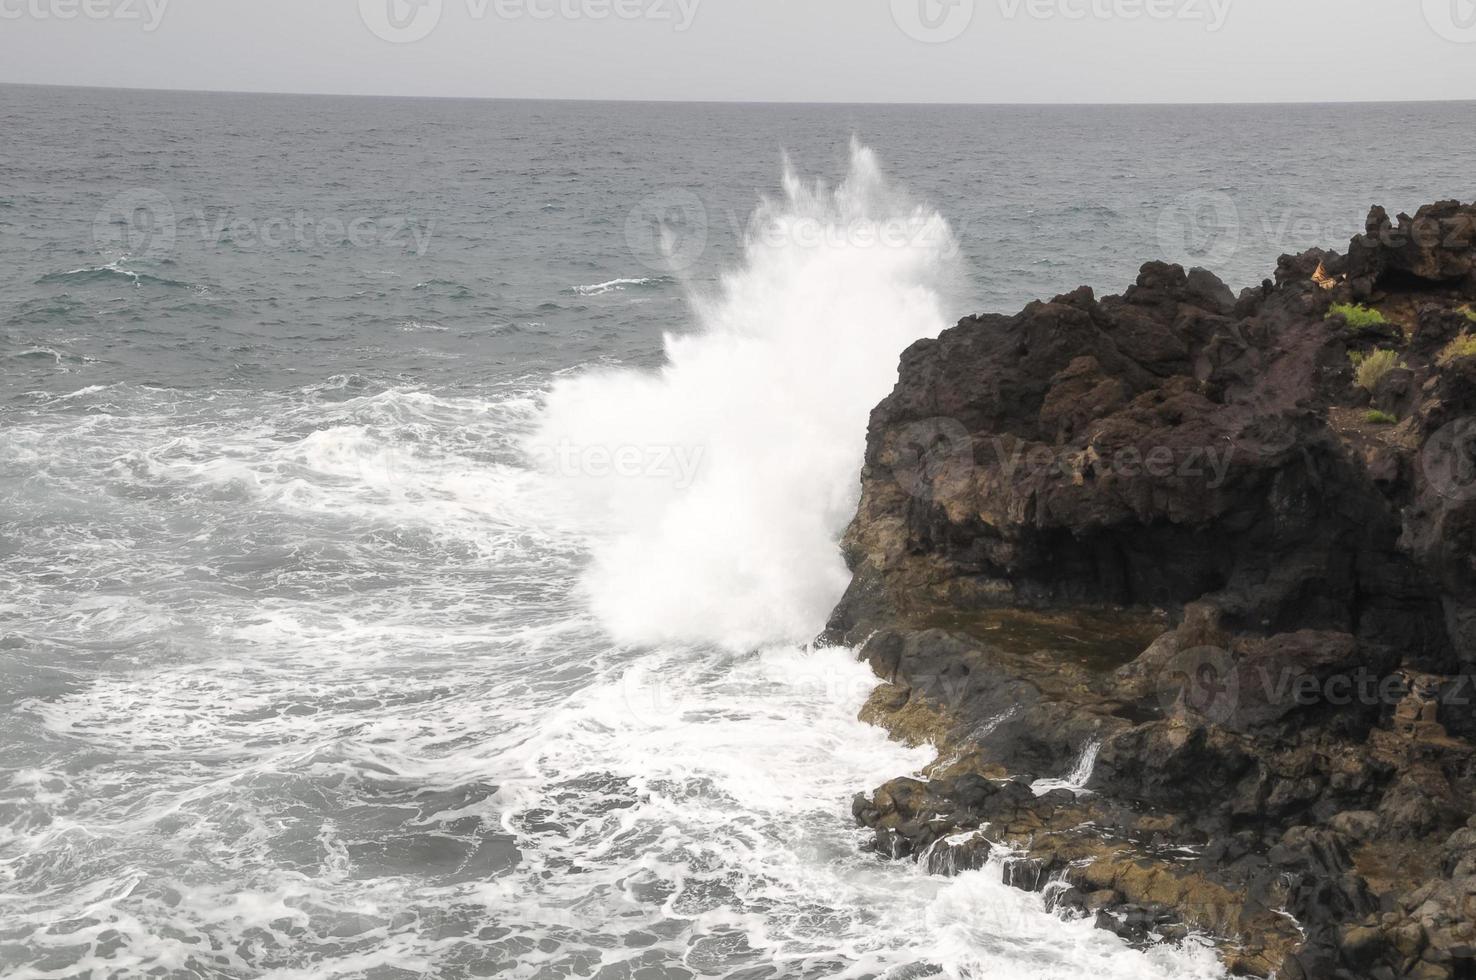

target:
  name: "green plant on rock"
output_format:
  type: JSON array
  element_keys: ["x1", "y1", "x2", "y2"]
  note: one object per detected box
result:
[
  {"x1": 1460, "y1": 305, "x2": 1476, "y2": 324},
  {"x1": 1438, "y1": 332, "x2": 1476, "y2": 366},
  {"x1": 1365, "y1": 410, "x2": 1398, "y2": 425},
  {"x1": 1328, "y1": 303, "x2": 1390, "y2": 332},
  {"x1": 1355, "y1": 348, "x2": 1403, "y2": 391}
]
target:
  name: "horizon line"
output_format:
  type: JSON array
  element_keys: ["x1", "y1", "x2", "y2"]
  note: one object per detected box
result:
[{"x1": 3, "y1": 80, "x2": 1474, "y2": 108}]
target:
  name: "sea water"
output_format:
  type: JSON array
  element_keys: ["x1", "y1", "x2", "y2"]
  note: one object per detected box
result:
[{"x1": 3, "y1": 87, "x2": 1473, "y2": 978}]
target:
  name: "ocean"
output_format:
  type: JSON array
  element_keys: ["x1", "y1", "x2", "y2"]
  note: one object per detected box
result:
[{"x1": 1, "y1": 86, "x2": 1472, "y2": 978}]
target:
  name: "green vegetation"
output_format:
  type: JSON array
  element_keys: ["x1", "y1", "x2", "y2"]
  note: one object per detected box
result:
[
  {"x1": 1438, "y1": 332, "x2": 1476, "y2": 366},
  {"x1": 1355, "y1": 349, "x2": 1404, "y2": 391},
  {"x1": 1365, "y1": 410, "x2": 1399, "y2": 425},
  {"x1": 1461, "y1": 305, "x2": 1476, "y2": 324},
  {"x1": 1328, "y1": 303, "x2": 1390, "y2": 332}
]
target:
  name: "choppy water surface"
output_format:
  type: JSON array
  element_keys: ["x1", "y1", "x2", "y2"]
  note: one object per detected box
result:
[{"x1": 2, "y1": 87, "x2": 1474, "y2": 978}]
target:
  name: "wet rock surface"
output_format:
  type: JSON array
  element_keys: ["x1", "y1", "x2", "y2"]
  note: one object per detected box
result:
[{"x1": 830, "y1": 201, "x2": 1476, "y2": 979}]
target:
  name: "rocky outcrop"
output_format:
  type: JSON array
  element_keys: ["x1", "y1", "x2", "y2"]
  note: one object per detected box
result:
[{"x1": 829, "y1": 201, "x2": 1476, "y2": 979}]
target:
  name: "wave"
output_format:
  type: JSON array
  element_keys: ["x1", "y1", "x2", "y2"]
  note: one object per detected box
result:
[
  {"x1": 53, "y1": 383, "x2": 115, "y2": 400},
  {"x1": 39, "y1": 261, "x2": 194, "y2": 290},
  {"x1": 494, "y1": 639, "x2": 1225, "y2": 980},
  {"x1": 528, "y1": 142, "x2": 960, "y2": 651},
  {"x1": 569, "y1": 276, "x2": 670, "y2": 296},
  {"x1": 412, "y1": 278, "x2": 472, "y2": 295},
  {"x1": 5, "y1": 346, "x2": 95, "y2": 369},
  {"x1": 1, "y1": 324, "x2": 1230, "y2": 980}
]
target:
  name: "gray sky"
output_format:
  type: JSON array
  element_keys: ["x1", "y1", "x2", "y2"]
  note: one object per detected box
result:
[{"x1": 1, "y1": 0, "x2": 1474, "y2": 102}]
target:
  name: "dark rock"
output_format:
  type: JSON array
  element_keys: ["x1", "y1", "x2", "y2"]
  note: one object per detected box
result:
[
  {"x1": 1347, "y1": 201, "x2": 1476, "y2": 290},
  {"x1": 1372, "y1": 367, "x2": 1415, "y2": 416},
  {"x1": 836, "y1": 199, "x2": 1476, "y2": 978}
]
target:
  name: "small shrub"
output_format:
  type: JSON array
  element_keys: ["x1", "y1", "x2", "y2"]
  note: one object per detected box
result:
[
  {"x1": 1365, "y1": 410, "x2": 1398, "y2": 425},
  {"x1": 1355, "y1": 348, "x2": 1403, "y2": 391},
  {"x1": 1328, "y1": 303, "x2": 1390, "y2": 332},
  {"x1": 1438, "y1": 332, "x2": 1476, "y2": 366},
  {"x1": 1461, "y1": 305, "x2": 1476, "y2": 324},
  {"x1": 1348, "y1": 351, "x2": 1366, "y2": 369}
]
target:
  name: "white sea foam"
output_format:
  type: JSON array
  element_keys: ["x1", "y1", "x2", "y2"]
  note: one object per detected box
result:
[
  {"x1": 530, "y1": 143, "x2": 960, "y2": 650},
  {"x1": 1032, "y1": 739, "x2": 1103, "y2": 797},
  {"x1": 0, "y1": 374, "x2": 1229, "y2": 979},
  {"x1": 571, "y1": 276, "x2": 666, "y2": 295},
  {"x1": 53, "y1": 383, "x2": 115, "y2": 400},
  {"x1": 0, "y1": 146, "x2": 1228, "y2": 980},
  {"x1": 925, "y1": 859, "x2": 1227, "y2": 980}
]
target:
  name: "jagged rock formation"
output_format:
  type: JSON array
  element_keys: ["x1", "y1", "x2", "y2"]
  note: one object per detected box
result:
[{"x1": 828, "y1": 201, "x2": 1476, "y2": 979}]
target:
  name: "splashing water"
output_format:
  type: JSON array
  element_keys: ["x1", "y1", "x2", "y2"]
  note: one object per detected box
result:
[
  {"x1": 529, "y1": 143, "x2": 960, "y2": 651},
  {"x1": 1032, "y1": 740, "x2": 1103, "y2": 797},
  {"x1": 0, "y1": 145, "x2": 1229, "y2": 980}
]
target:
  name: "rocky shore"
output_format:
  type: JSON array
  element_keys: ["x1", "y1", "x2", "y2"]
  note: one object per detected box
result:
[{"x1": 825, "y1": 201, "x2": 1476, "y2": 978}]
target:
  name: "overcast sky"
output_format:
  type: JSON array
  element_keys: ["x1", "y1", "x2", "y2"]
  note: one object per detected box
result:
[{"x1": 1, "y1": 0, "x2": 1474, "y2": 103}]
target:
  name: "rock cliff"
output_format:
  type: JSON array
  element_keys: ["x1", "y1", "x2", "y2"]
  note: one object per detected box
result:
[{"x1": 828, "y1": 201, "x2": 1476, "y2": 979}]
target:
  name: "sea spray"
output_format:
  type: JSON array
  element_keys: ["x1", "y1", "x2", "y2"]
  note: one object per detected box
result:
[
  {"x1": 923, "y1": 853, "x2": 1228, "y2": 980},
  {"x1": 1031, "y1": 738, "x2": 1104, "y2": 797},
  {"x1": 528, "y1": 143, "x2": 959, "y2": 650}
]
